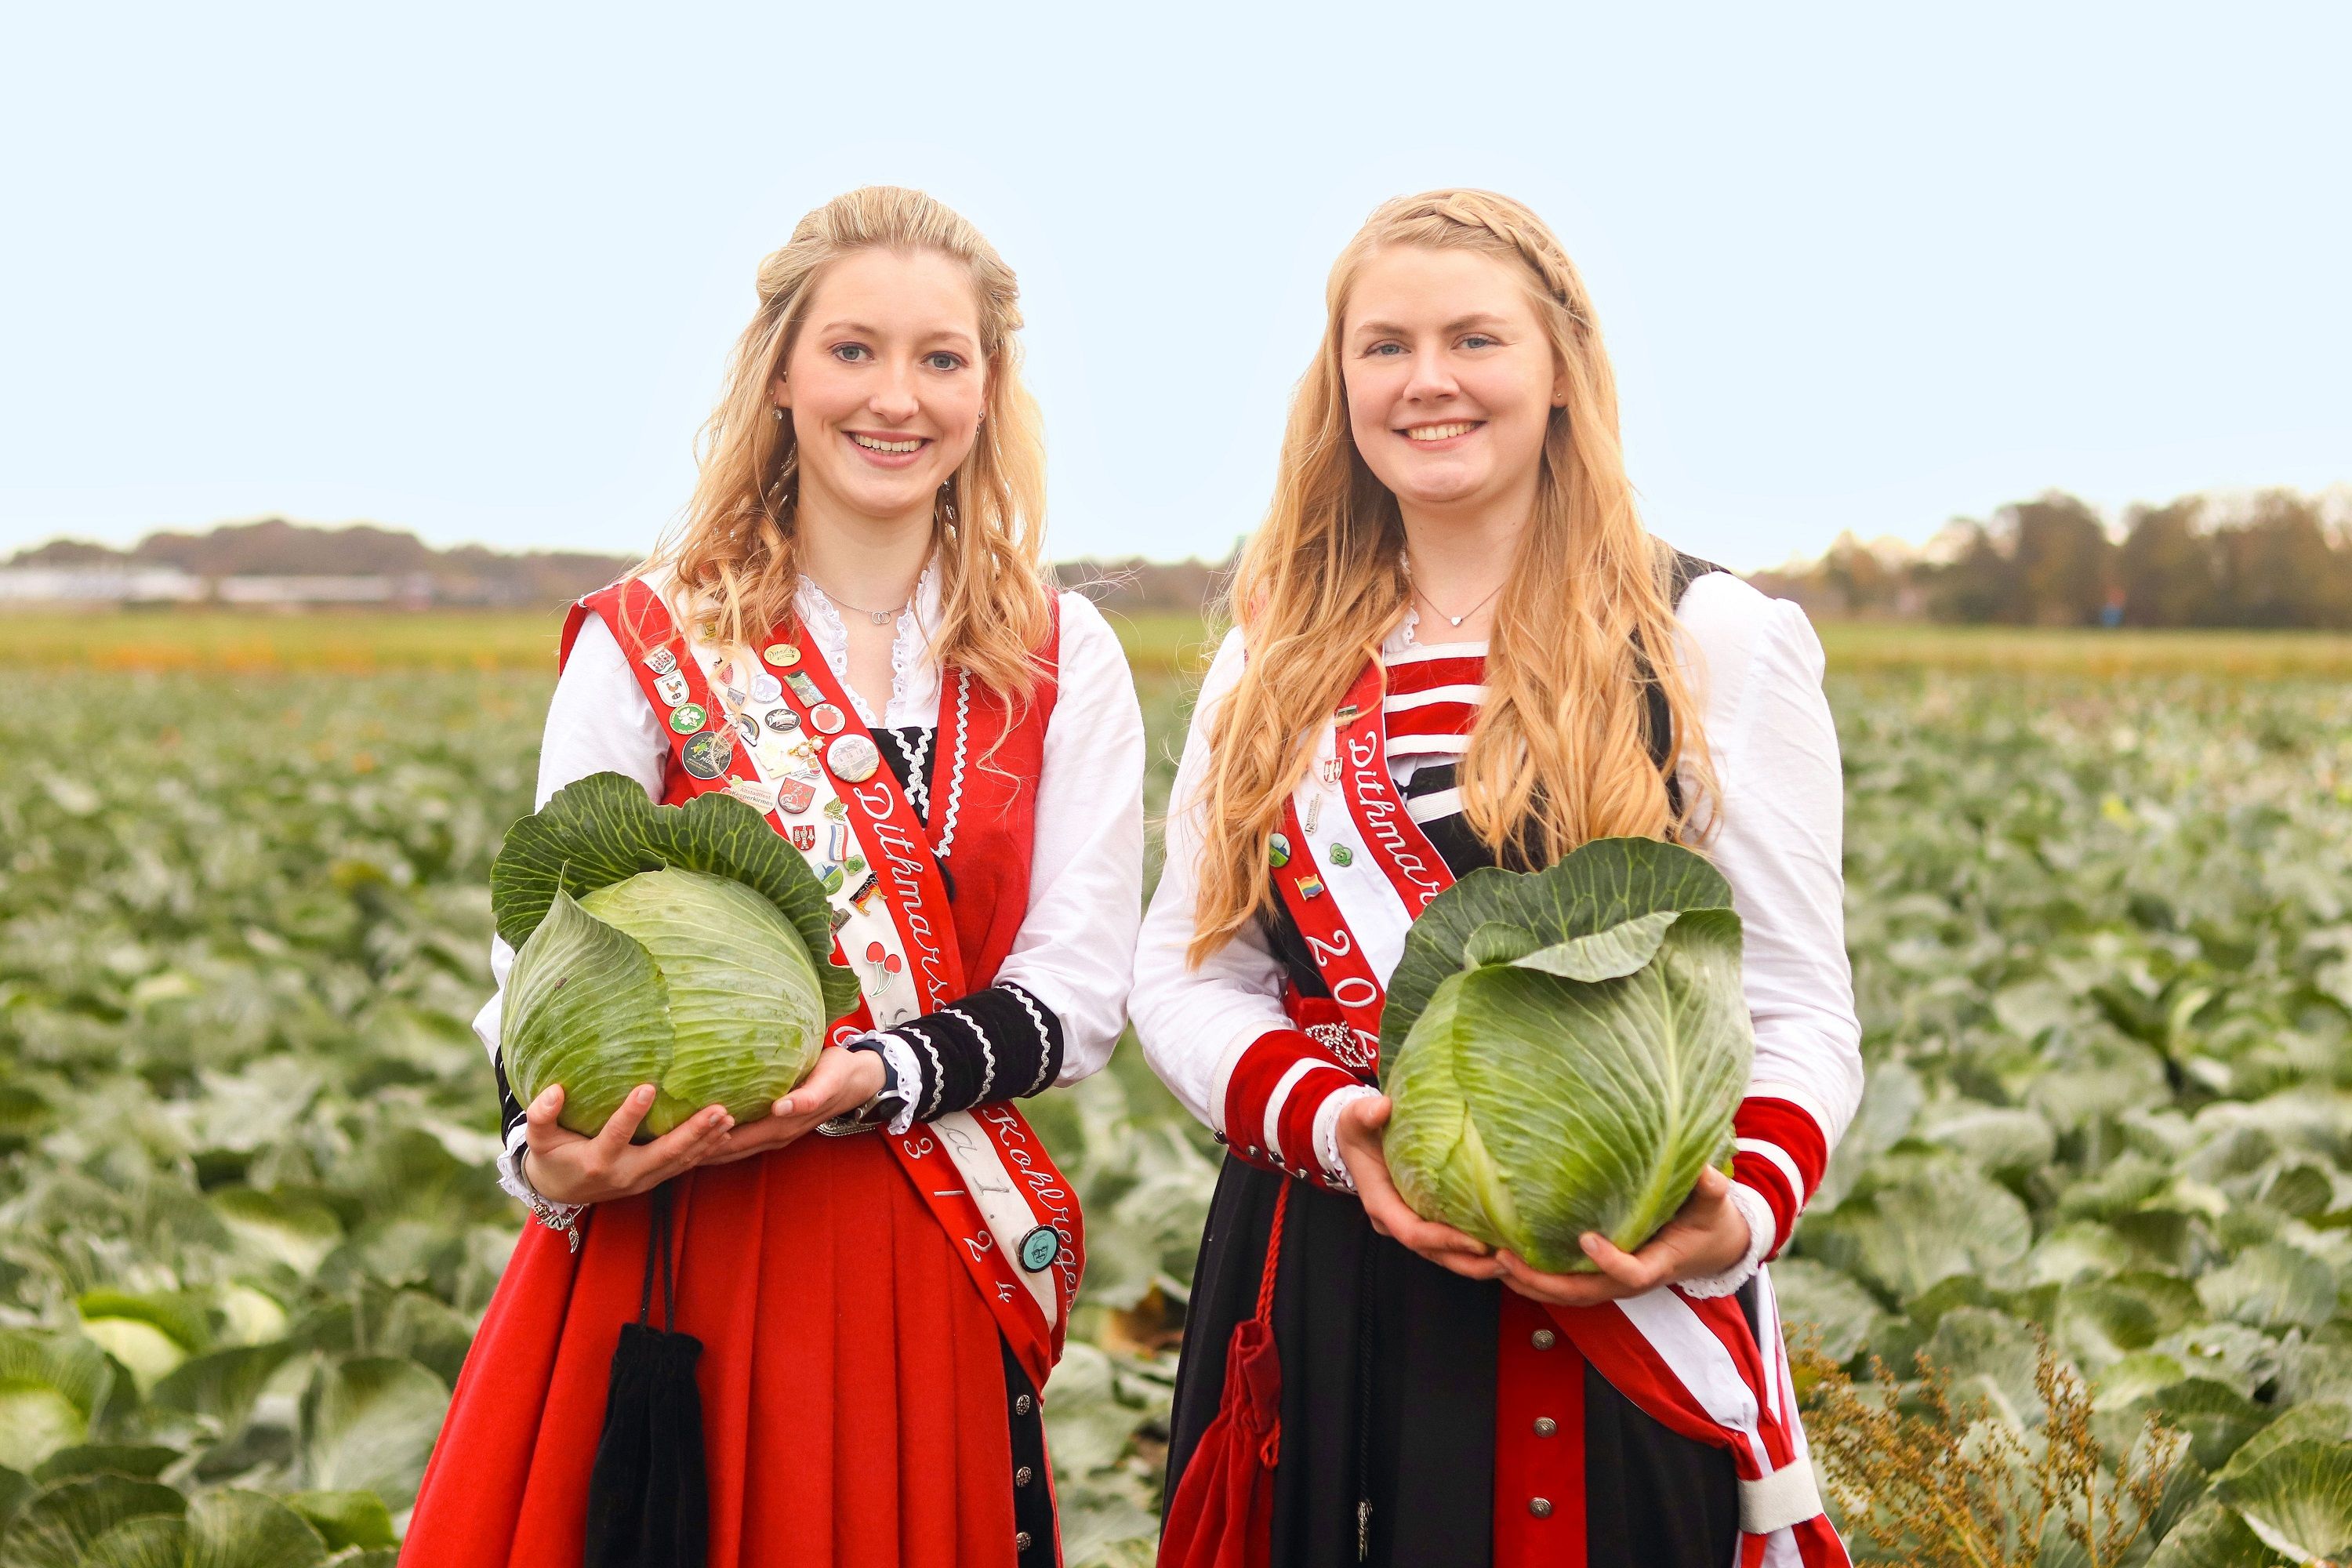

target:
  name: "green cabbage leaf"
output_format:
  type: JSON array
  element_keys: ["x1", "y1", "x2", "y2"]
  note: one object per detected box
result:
[
  {"x1": 490, "y1": 772, "x2": 858, "y2": 1138},
  {"x1": 1377, "y1": 837, "x2": 1752, "y2": 1273}
]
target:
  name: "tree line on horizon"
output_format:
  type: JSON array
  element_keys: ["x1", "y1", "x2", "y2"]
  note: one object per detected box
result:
[{"x1": 1751, "y1": 487, "x2": 2352, "y2": 629}]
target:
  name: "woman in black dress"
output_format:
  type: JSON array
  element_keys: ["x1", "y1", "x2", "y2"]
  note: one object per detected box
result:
[{"x1": 1131, "y1": 190, "x2": 1862, "y2": 1567}]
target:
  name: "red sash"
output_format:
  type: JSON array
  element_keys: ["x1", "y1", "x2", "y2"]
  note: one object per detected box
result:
[
  {"x1": 1265, "y1": 656, "x2": 1848, "y2": 1568},
  {"x1": 575, "y1": 579, "x2": 1083, "y2": 1388}
]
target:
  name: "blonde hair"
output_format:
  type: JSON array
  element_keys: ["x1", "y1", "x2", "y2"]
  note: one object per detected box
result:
[
  {"x1": 1189, "y1": 188, "x2": 1715, "y2": 963},
  {"x1": 635, "y1": 186, "x2": 1051, "y2": 694}
]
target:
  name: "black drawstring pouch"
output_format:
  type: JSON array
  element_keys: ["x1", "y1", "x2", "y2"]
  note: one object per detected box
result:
[{"x1": 583, "y1": 1183, "x2": 708, "y2": 1568}]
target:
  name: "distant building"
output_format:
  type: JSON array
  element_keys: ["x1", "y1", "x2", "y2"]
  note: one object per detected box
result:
[
  {"x1": 0, "y1": 567, "x2": 205, "y2": 602},
  {"x1": 213, "y1": 575, "x2": 402, "y2": 605}
]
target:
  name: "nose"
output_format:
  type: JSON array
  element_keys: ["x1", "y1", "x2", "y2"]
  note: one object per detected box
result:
[
  {"x1": 868, "y1": 362, "x2": 921, "y2": 425},
  {"x1": 1400, "y1": 348, "x2": 1458, "y2": 406}
]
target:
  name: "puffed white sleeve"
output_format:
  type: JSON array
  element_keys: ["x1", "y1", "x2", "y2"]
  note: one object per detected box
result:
[
  {"x1": 1671, "y1": 574, "x2": 1863, "y2": 1266},
  {"x1": 1131, "y1": 629, "x2": 1360, "y2": 1177},
  {"x1": 979, "y1": 591, "x2": 1148, "y2": 1088}
]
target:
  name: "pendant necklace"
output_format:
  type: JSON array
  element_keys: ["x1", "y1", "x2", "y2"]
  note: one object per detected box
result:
[
  {"x1": 1410, "y1": 575, "x2": 1505, "y2": 630},
  {"x1": 811, "y1": 578, "x2": 911, "y2": 627}
]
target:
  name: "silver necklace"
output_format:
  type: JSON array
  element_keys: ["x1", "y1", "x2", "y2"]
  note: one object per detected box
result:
[
  {"x1": 1410, "y1": 576, "x2": 1506, "y2": 629},
  {"x1": 810, "y1": 578, "x2": 910, "y2": 626}
]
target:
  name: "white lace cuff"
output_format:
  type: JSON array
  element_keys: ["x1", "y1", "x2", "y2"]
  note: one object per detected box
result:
[
  {"x1": 866, "y1": 1030, "x2": 927, "y2": 1135},
  {"x1": 1312, "y1": 1084, "x2": 1382, "y2": 1192},
  {"x1": 496, "y1": 1124, "x2": 585, "y2": 1248},
  {"x1": 1680, "y1": 1179, "x2": 1775, "y2": 1299}
]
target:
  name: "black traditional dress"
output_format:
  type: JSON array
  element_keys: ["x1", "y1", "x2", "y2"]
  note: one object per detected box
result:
[{"x1": 1133, "y1": 560, "x2": 1863, "y2": 1568}]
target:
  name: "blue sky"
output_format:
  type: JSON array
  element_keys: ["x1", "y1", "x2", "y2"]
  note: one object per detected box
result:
[{"x1": 2, "y1": 2, "x2": 2344, "y2": 570}]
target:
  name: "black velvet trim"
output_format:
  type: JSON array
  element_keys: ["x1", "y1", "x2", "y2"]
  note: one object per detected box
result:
[
  {"x1": 1003, "y1": 1336, "x2": 1056, "y2": 1566},
  {"x1": 891, "y1": 982, "x2": 1065, "y2": 1120}
]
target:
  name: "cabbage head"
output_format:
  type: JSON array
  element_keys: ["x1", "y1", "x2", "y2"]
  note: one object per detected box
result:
[
  {"x1": 490, "y1": 772, "x2": 860, "y2": 1138},
  {"x1": 1377, "y1": 837, "x2": 1752, "y2": 1274}
]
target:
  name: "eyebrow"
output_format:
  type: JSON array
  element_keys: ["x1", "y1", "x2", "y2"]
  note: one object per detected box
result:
[
  {"x1": 1351, "y1": 311, "x2": 1514, "y2": 338},
  {"x1": 815, "y1": 319, "x2": 981, "y2": 352}
]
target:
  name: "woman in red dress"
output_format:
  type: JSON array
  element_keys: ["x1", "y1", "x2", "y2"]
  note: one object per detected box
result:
[{"x1": 402, "y1": 187, "x2": 1145, "y2": 1568}]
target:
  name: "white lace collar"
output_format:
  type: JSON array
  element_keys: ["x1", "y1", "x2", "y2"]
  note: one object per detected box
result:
[{"x1": 793, "y1": 557, "x2": 943, "y2": 728}]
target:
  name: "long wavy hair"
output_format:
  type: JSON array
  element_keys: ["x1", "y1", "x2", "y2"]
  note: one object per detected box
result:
[
  {"x1": 633, "y1": 186, "x2": 1051, "y2": 695},
  {"x1": 1188, "y1": 189, "x2": 1715, "y2": 962}
]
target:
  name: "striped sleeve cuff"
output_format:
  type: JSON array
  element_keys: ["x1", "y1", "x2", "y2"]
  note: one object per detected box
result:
[
  {"x1": 885, "y1": 981, "x2": 1065, "y2": 1122},
  {"x1": 1218, "y1": 1028, "x2": 1371, "y2": 1189},
  {"x1": 1732, "y1": 1094, "x2": 1832, "y2": 1258}
]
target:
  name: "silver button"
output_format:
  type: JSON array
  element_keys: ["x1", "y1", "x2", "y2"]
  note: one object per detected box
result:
[
  {"x1": 1014, "y1": 1394, "x2": 1033, "y2": 1416},
  {"x1": 1534, "y1": 1417, "x2": 1558, "y2": 1437},
  {"x1": 1015, "y1": 1530, "x2": 1033, "y2": 1552},
  {"x1": 1529, "y1": 1497, "x2": 1554, "y2": 1519},
  {"x1": 1530, "y1": 1328, "x2": 1557, "y2": 1350},
  {"x1": 1015, "y1": 1465, "x2": 1033, "y2": 1486}
]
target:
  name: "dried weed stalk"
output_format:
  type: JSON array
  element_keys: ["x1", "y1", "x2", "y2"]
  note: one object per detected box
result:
[{"x1": 1795, "y1": 1334, "x2": 2176, "y2": 1568}]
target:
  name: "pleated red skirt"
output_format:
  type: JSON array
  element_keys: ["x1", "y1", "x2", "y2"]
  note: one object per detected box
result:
[{"x1": 404, "y1": 1132, "x2": 1022, "y2": 1568}]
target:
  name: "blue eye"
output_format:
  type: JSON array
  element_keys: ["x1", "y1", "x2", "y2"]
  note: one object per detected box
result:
[
  {"x1": 833, "y1": 343, "x2": 870, "y2": 363},
  {"x1": 925, "y1": 352, "x2": 964, "y2": 372},
  {"x1": 1461, "y1": 334, "x2": 1499, "y2": 350},
  {"x1": 1367, "y1": 342, "x2": 1405, "y2": 357}
]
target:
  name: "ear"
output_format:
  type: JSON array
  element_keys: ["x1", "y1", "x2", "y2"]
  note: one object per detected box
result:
[{"x1": 771, "y1": 372, "x2": 793, "y2": 412}]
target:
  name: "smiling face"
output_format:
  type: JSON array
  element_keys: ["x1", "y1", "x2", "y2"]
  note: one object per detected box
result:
[
  {"x1": 1340, "y1": 245, "x2": 1564, "y2": 521},
  {"x1": 775, "y1": 246, "x2": 988, "y2": 528}
]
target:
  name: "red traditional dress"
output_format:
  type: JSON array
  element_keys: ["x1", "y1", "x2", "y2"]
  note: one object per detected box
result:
[
  {"x1": 404, "y1": 568, "x2": 1145, "y2": 1568},
  {"x1": 1133, "y1": 559, "x2": 1864, "y2": 1568}
]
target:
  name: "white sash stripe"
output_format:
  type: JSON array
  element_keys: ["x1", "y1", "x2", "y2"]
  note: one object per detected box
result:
[
  {"x1": 931, "y1": 1109, "x2": 1058, "y2": 1327},
  {"x1": 1382, "y1": 683, "x2": 1486, "y2": 713},
  {"x1": 1384, "y1": 639, "x2": 1490, "y2": 665},
  {"x1": 1298, "y1": 762, "x2": 1417, "y2": 985},
  {"x1": 1614, "y1": 1289, "x2": 1773, "y2": 1476},
  {"x1": 1386, "y1": 732, "x2": 1474, "y2": 758},
  {"x1": 1740, "y1": 1461, "x2": 1824, "y2": 1535},
  {"x1": 1405, "y1": 787, "x2": 1464, "y2": 825}
]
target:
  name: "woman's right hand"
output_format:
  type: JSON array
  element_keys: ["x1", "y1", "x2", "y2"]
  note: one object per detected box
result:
[
  {"x1": 1334, "y1": 1094, "x2": 1505, "y2": 1282},
  {"x1": 521, "y1": 1083, "x2": 735, "y2": 1206}
]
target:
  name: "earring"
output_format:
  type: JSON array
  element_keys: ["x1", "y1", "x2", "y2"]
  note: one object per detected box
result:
[{"x1": 772, "y1": 407, "x2": 785, "y2": 423}]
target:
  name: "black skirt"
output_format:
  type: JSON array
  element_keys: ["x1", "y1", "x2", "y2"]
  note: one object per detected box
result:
[{"x1": 1165, "y1": 1156, "x2": 1740, "y2": 1568}]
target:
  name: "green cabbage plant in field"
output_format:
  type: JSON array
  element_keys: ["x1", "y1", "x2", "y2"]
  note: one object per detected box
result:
[
  {"x1": 492, "y1": 771, "x2": 861, "y2": 1138},
  {"x1": 1378, "y1": 837, "x2": 1753, "y2": 1274}
]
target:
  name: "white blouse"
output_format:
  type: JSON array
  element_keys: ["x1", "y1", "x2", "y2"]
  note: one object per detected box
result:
[
  {"x1": 1131, "y1": 570, "x2": 1865, "y2": 1164},
  {"x1": 473, "y1": 572, "x2": 1147, "y2": 1092}
]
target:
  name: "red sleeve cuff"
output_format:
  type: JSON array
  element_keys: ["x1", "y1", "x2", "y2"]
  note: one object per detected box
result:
[
  {"x1": 1732, "y1": 1095, "x2": 1831, "y2": 1258},
  {"x1": 1221, "y1": 1029, "x2": 1364, "y2": 1188}
]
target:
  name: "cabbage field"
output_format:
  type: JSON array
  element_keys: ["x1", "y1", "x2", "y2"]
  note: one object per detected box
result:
[{"x1": 2, "y1": 614, "x2": 2350, "y2": 1566}]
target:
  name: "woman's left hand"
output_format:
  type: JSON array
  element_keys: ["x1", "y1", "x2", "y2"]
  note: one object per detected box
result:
[
  {"x1": 702, "y1": 1047, "x2": 887, "y2": 1166},
  {"x1": 1495, "y1": 1166, "x2": 1751, "y2": 1308}
]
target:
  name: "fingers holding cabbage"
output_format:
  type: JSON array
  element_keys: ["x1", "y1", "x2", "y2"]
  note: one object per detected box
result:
[{"x1": 1376, "y1": 839, "x2": 1754, "y2": 1277}]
